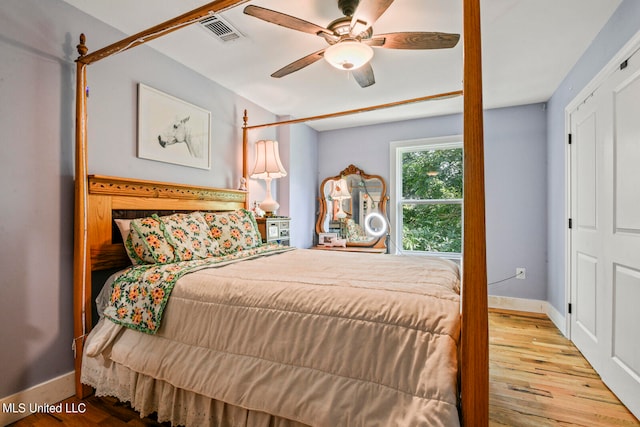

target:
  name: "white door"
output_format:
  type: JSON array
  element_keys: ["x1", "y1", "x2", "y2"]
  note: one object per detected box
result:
[
  {"x1": 570, "y1": 49, "x2": 640, "y2": 418},
  {"x1": 570, "y1": 87, "x2": 603, "y2": 371}
]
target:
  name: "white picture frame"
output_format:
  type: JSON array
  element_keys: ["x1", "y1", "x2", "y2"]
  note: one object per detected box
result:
[
  {"x1": 137, "y1": 83, "x2": 211, "y2": 169},
  {"x1": 318, "y1": 232, "x2": 338, "y2": 246}
]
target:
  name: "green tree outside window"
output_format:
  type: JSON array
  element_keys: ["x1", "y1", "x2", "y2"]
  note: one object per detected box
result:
[{"x1": 401, "y1": 147, "x2": 463, "y2": 254}]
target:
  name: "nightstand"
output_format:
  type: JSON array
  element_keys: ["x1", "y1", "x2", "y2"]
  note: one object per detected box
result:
[{"x1": 256, "y1": 217, "x2": 290, "y2": 245}]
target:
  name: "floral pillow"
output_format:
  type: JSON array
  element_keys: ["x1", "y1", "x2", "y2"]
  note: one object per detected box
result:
[
  {"x1": 346, "y1": 218, "x2": 370, "y2": 242},
  {"x1": 120, "y1": 212, "x2": 229, "y2": 265},
  {"x1": 203, "y1": 209, "x2": 262, "y2": 255},
  {"x1": 156, "y1": 212, "x2": 220, "y2": 261},
  {"x1": 126, "y1": 216, "x2": 176, "y2": 265},
  {"x1": 116, "y1": 218, "x2": 145, "y2": 266},
  {"x1": 114, "y1": 218, "x2": 132, "y2": 244}
]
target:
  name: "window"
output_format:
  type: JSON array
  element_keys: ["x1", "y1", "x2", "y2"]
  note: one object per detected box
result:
[{"x1": 390, "y1": 136, "x2": 463, "y2": 258}]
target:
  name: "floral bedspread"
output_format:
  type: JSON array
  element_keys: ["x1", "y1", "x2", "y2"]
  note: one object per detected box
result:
[{"x1": 103, "y1": 243, "x2": 293, "y2": 334}]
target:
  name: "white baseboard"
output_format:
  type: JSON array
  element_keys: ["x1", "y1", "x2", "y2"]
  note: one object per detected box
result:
[
  {"x1": 489, "y1": 296, "x2": 567, "y2": 337},
  {"x1": 0, "y1": 371, "x2": 75, "y2": 426},
  {"x1": 489, "y1": 295, "x2": 547, "y2": 313},
  {"x1": 544, "y1": 302, "x2": 567, "y2": 337}
]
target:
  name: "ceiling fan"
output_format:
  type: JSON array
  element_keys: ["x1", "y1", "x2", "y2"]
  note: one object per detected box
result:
[{"x1": 243, "y1": 0, "x2": 460, "y2": 88}]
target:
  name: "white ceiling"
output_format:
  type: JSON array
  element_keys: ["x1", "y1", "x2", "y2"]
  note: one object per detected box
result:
[{"x1": 63, "y1": 0, "x2": 622, "y2": 131}]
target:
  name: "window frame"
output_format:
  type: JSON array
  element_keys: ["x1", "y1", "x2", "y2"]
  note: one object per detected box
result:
[{"x1": 389, "y1": 135, "x2": 463, "y2": 258}]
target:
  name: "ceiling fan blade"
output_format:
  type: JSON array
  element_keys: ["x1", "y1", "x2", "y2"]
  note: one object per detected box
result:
[
  {"x1": 352, "y1": 63, "x2": 375, "y2": 88},
  {"x1": 349, "y1": 0, "x2": 394, "y2": 35},
  {"x1": 244, "y1": 5, "x2": 334, "y2": 37},
  {"x1": 371, "y1": 32, "x2": 460, "y2": 49},
  {"x1": 271, "y1": 48, "x2": 327, "y2": 78},
  {"x1": 362, "y1": 38, "x2": 386, "y2": 48}
]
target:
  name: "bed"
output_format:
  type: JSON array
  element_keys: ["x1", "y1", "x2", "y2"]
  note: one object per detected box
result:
[{"x1": 72, "y1": 1, "x2": 488, "y2": 426}]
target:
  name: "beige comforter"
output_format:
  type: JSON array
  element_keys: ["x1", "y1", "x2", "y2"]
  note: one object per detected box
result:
[{"x1": 83, "y1": 249, "x2": 461, "y2": 426}]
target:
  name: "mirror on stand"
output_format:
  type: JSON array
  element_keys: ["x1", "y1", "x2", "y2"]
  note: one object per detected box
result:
[{"x1": 316, "y1": 164, "x2": 388, "y2": 251}]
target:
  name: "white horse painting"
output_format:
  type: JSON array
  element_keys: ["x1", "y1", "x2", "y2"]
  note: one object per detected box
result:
[{"x1": 157, "y1": 116, "x2": 203, "y2": 159}]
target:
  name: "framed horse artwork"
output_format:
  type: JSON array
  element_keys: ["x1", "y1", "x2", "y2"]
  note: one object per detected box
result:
[{"x1": 137, "y1": 83, "x2": 211, "y2": 169}]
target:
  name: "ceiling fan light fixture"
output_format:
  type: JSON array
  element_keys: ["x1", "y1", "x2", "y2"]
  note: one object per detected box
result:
[{"x1": 324, "y1": 40, "x2": 374, "y2": 70}]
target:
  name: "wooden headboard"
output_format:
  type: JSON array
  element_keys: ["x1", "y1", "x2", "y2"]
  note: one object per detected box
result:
[{"x1": 87, "y1": 175, "x2": 247, "y2": 271}]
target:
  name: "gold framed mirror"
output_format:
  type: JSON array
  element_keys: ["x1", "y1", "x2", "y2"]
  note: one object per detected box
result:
[{"x1": 316, "y1": 164, "x2": 388, "y2": 250}]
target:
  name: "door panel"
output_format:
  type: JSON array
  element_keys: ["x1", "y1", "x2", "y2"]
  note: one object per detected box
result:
[
  {"x1": 570, "y1": 94, "x2": 603, "y2": 370},
  {"x1": 612, "y1": 264, "x2": 640, "y2": 381},
  {"x1": 575, "y1": 252, "x2": 598, "y2": 340},
  {"x1": 603, "y1": 59, "x2": 640, "y2": 415},
  {"x1": 614, "y1": 71, "x2": 640, "y2": 233},
  {"x1": 570, "y1": 51, "x2": 640, "y2": 418},
  {"x1": 576, "y1": 112, "x2": 598, "y2": 230}
]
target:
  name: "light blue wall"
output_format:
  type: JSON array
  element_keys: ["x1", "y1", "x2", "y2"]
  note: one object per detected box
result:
[
  {"x1": 274, "y1": 119, "x2": 319, "y2": 248},
  {"x1": 319, "y1": 104, "x2": 548, "y2": 300},
  {"x1": 286, "y1": 124, "x2": 319, "y2": 248},
  {"x1": 86, "y1": 38, "x2": 276, "y2": 191},
  {"x1": 546, "y1": 0, "x2": 640, "y2": 314},
  {"x1": 0, "y1": 0, "x2": 76, "y2": 399},
  {"x1": 1, "y1": 0, "x2": 78, "y2": 400}
]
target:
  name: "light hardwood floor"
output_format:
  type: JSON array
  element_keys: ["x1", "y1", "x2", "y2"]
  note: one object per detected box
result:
[
  {"x1": 9, "y1": 310, "x2": 639, "y2": 426},
  {"x1": 489, "y1": 309, "x2": 638, "y2": 426}
]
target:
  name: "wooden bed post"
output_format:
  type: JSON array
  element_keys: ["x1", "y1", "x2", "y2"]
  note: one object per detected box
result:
[
  {"x1": 243, "y1": 109, "x2": 249, "y2": 209},
  {"x1": 461, "y1": 0, "x2": 489, "y2": 425},
  {"x1": 73, "y1": 34, "x2": 92, "y2": 399}
]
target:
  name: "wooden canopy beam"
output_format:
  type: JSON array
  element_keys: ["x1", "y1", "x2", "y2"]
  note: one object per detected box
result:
[
  {"x1": 244, "y1": 90, "x2": 463, "y2": 130},
  {"x1": 78, "y1": 0, "x2": 250, "y2": 65},
  {"x1": 242, "y1": 89, "x2": 463, "y2": 214}
]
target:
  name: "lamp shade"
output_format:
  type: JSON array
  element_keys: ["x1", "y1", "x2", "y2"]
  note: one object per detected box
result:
[
  {"x1": 250, "y1": 140, "x2": 287, "y2": 179},
  {"x1": 324, "y1": 40, "x2": 374, "y2": 70},
  {"x1": 330, "y1": 178, "x2": 351, "y2": 220},
  {"x1": 330, "y1": 178, "x2": 351, "y2": 200},
  {"x1": 251, "y1": 140, "x2": 286, "y2": 216}
]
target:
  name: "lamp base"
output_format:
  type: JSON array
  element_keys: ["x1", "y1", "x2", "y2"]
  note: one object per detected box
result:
[
  {"x1": 335, "y1": 204, "x2": 347, "y2": 220},
  {"x1": 259, "y1": 198, "x2": 279, "y2": 217},
  {"x1": 259, "y1": 176, "x2": 279, "y2": 217}
]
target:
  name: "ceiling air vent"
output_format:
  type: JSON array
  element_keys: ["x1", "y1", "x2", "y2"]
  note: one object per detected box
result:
[{"x1": 199, "y1": 14, "x2": 244, "y2": 42}]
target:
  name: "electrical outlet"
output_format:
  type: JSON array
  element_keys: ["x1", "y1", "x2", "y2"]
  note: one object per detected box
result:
[{"x1": 516, "y1": 268, "x2": 526, "y2": 279}]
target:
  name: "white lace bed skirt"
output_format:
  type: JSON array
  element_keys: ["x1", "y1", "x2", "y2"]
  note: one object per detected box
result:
[{"x1": 81, "y1": 353, "x2": 309, "y2": 427}]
